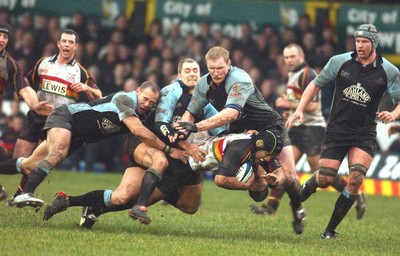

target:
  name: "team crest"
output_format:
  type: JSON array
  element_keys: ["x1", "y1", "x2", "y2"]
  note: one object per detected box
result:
[
  {"x1": 256, "y1": 139, "x2": 264, "y2": 148},
  {"x1": 101, "y1": 118, "x2": 121, "y2": 134}
]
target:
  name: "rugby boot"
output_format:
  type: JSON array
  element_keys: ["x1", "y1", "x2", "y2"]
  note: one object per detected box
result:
[
  {"x1": 292, "y1": 207, "x2": 306, "y2": 234},
  {"x1": 13, "y1": 193, "x2": 44, "y2": 209},
  {"x1": 249, "y1": 204, "x2": 276, "y2": 216},
  {"x1": 321, "y1": 229, "x2": 338, "y2": 239},
  {"x1": 78, "y1": 206, "x2": 99, "y2": 229},
  {"x1": 6, "y1": 196, "x2": 15, "y2": 206},
  {"x1": 128, "y1": 205, "x2": 151, "y2": 224},
  {"x1": 43, "y1": 192, "x2": 70, "y2": 221}
]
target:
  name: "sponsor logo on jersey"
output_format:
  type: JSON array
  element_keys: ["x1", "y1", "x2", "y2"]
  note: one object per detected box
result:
[
  {"x1": 228, "y1": 83, "x2": 242, "y2": 98},
  {"x1": 340, "y1": 70, "x2": 350, "y2": 79},
  {"x1": 101, "y1": 118, "x2": 121, "y2": 134},
  {"x1": 160, "y1": 124, "x2": 170, "y2": 136},
  {"x1": 41, "y1": 79, "x2": 67, "y2": 96},
  {"x1": 343, "y1": 83, "x2": 371, "y2": 104}
]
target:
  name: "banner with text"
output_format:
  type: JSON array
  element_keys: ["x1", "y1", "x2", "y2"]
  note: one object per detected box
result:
[
  {"x1": 1, "y1": 0, "x2": 127, "y2": 26},
  {"x1": 337, "y1": 4, "x2": 400, "y2": 62},
  {"x1": 155, "y1": 0, "x2": 305, "y2": 38}
]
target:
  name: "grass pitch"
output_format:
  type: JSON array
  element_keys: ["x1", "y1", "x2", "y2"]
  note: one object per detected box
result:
[{"x1": 0, "y1": 171, "x2": 399, "y2": 256}]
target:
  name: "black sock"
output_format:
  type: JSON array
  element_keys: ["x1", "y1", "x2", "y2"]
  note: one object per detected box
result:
[
  {"x1": 0, "y1": 158, "x2": 18, "y2": 175},
  {"x1": 23, "y1": 168, "x2": 47, "y2": 194},
  {"x1": 267, "y1": 186, "x2": 285, "y2": 211},
  {"x1": 302, "y1": 171, "x2": 318, "y2": 202},
  {"x1": 325, "y1": 193, "x2": 355, "y2": 231},
  {"x1": 136, "y1": 169, "x2": 161, "y2": 206},
  {"x1": 69, "y1": 190, "x2": 107, "y2": 207},
  {"x1": 285, "y1": 181, "x2": 303, "y2": 216},
  {"x1": 331, "y1": 175, "x2": 347, "y2": 192},
  {"x1": 102, "y1": 202, "x2": 134, "y2": 213}
]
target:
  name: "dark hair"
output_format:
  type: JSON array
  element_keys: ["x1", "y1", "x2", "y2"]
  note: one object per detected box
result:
[
  {"x1": 177, "y1": 58, "x2": 199, "y2": 74},
  {"x1": 60, "y1": 29, "x2": 79, "y2": 44},
  {"x1": 139, "y1": 81, "x2": 160, "y2": 94},
  {"x1": 0, "y1": 20, "x2": 11, "y2": 36}
]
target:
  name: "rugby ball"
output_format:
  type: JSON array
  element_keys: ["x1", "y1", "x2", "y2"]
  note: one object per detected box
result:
[{"x1": 236, "y1": 162, "x2": 253, "y2": 182}]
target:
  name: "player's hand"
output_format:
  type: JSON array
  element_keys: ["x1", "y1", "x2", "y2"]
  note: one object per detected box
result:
[
  {"x1": 169, "y1": 148, "x2": 189, "y2": 163},
  {"x1": 388, "y1": 124, "x2": 400, "y2": 137},
  {"x1": 185, "y1": 142, "x2": 206, "y2": 163},
  {"x1": 376, "y1": 111, "x2": 396, "y2": 124},
  {"x1": 266, "y1": 173, "x2": 280, "y2": 187},
  {"x1": 32, "y1": 101, "x2": 54, "y2": 116},
  {"x1": 70, "y1": 82, "x2": 87, "y2": 93},
  {"x1": 167, "y1": 133, "x2": 179, "y2": 143},
  {"x1": 286, "y1": 110, "x2": 303, "y2": 128},
  {"x1": 175, "y1": 122, "x2": 198, "y2": 133},
  {"x1": 275, "y1": 97, "x2": 289, "y2": 108}
]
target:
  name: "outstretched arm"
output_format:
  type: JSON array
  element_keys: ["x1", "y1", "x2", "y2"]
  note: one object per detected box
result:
[
  {"x1": 286, "y1": 82, "x2": 320, "y2": 128},
  {"x1": 18, "y1": 86, "x2": 54, "y2": 116}
]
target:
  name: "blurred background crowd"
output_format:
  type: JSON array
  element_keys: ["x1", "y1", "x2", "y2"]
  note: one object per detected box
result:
[{"x1": 0, "y1": 5, "x2": 399, "y2": 173}]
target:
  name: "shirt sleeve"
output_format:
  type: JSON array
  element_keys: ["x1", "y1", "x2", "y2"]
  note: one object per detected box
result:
[
  {"x1": 313, "y1": 52, "x2": 352, "y2": 88},
  {"x1": 113, "y1": 92, "x2": 138, "y2": 120},
  {"x1": 382, "y1": 59, "x2": 400, "y2": 105}
]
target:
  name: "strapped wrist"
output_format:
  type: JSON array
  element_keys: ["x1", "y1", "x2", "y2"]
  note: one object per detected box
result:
[{"x1": 161, "y1": 144, "x2": 172, "y2": 154}]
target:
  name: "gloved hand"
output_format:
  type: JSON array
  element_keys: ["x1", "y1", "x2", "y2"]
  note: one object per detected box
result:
[{"x1": 178, "y1": 122, "x2": 198, "y2": 133}]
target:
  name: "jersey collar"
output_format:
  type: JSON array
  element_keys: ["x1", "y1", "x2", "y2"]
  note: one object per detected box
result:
[{"x1": 49, "y1": 53, "x2": 77, "y2": 65}]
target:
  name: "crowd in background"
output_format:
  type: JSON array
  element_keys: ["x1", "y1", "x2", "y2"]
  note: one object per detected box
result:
[{"x1": 0, "y1": 8, "x2": 398, "y2": 172}]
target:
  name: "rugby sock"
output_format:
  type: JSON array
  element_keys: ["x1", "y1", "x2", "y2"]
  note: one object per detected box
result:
[
  {"x1": 355, "y1": 192, "x2": 363, "y2": 206},
  {"x1": 136, "y1": 168, "x2": 161, "y2": 206},
  {"x1": 267, "y1": 186, "x2": 285, "y2": 211},
  {"x1": 68, "y1": 190, "x2": 107, "y2": 207},
  {"x1": 14, "y1": 174, "x2": 28, "y2": 197},
  {"x1": 100, "y1": 202, "x2": 133, "y2": 213},
  {"x1": 301, "y1": 171, "x2": 318, "y2": 202},
  {"x1": 0, "y1": 158, "x2": 18, "y2": 174},
  {"x1": 325, "y1": 189, "x2": 356, "y2": 231},
  {"x1": 23, "y1": 168, "x2": 47, "y2": 194},
  {"x1": 285, "y1": 181, "x2": 303, "y2": 216},
  {"x1": 331, "y1": 175, "x2": 347, "y2": 192}
]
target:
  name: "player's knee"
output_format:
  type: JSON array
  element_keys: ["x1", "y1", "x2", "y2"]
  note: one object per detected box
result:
[
  {"x1": 348, "y1": 164, "x2": 367, "y2": 188},
  {"x1": 317, "y1": 167, "x2": 337, "y2": 188},
  {"x1": 180, "y1": 203, "x2": 200, "y2": 214},
  {"x1": 214, "y1": 175, "x2": 226, "y2": 188},
  {"x1": 48, "y1": 150, "x2": 67, "y2": 166},
  {"x1": 151, "y1": 150, "x2": 169, "y2": 171}
]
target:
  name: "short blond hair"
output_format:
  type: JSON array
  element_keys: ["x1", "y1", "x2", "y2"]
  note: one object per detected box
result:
[{"x1": 205, "y1": 46, "x2": 230, "y2": 63}]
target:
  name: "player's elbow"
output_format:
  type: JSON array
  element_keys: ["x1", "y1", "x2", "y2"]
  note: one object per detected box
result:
[{"x1": 214, "y1": 174, "x2": 228, "y2": 188}]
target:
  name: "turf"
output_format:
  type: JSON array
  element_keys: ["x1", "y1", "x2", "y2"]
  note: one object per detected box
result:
[{"x1": 0, "y1": 171, "x2": 399, "y2": 256}]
